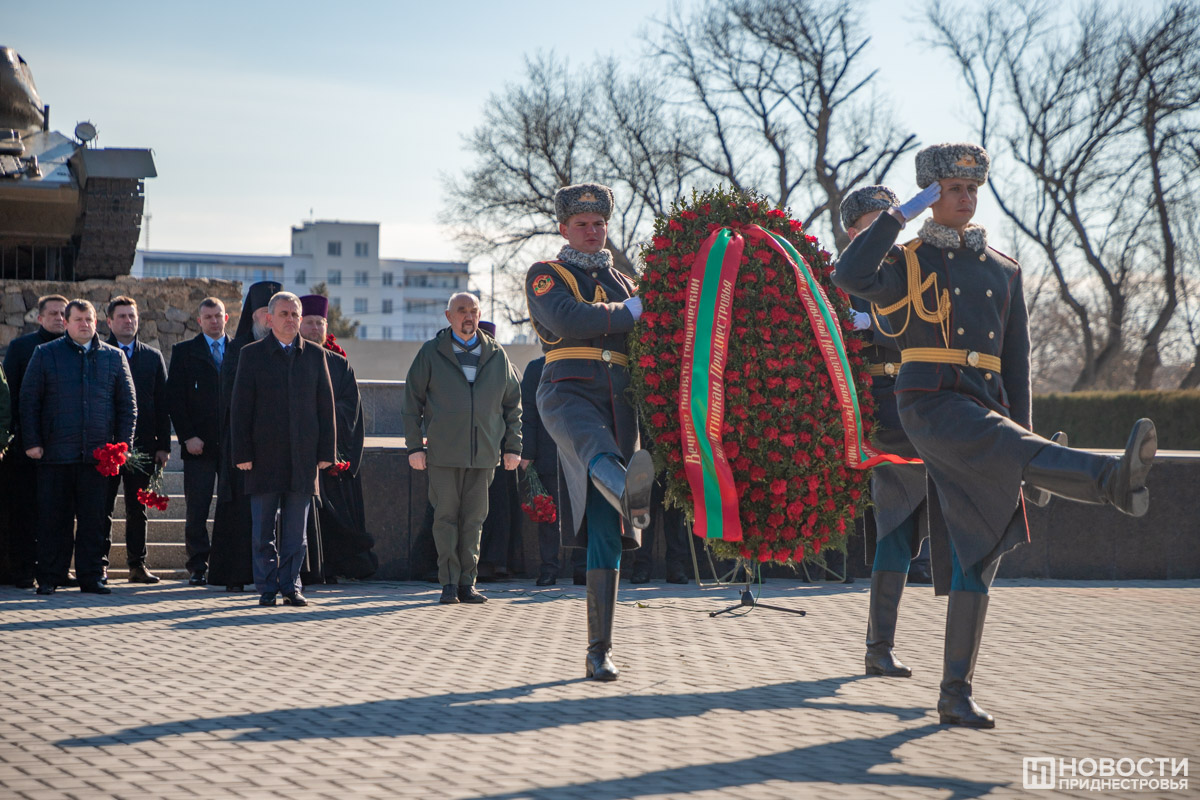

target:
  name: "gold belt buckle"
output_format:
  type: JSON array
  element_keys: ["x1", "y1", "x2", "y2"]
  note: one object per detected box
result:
[
  {"x1": 966, "y1": 350, "x2": 981, "y2": 367},
  {"x1": 884, "y1": 362, "x2": 897, "y2": 376},
  {"x1": 601, "y1": 349, "x2": 613, "y2": 363}
]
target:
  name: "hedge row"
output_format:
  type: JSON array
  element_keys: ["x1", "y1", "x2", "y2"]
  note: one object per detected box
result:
[{"x1": 1033, "y1": 390, "x2": 1200, "y2": 450}]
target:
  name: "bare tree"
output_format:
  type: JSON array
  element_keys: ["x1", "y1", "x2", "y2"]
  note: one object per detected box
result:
[
  {"x1": 928, "y1": 0, "x2": 1200, "y2": 389},
  {"x1": 648, "y1": 0, "x2": 917, "y2": 250}
]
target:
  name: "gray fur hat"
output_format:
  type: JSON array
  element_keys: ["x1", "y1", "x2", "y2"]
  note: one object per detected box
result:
[
  {"x1": 915, "y1": 143, "x2": 990, "y2": 188},
  {"x1": 554, "y1": 183, "x2": 614, "y2": 224},
  {"x1": 840, "y1": 185, "x2": 899, "y2": 229}
]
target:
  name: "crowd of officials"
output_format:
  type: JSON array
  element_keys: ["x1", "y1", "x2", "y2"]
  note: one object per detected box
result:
[{"x1": 0, "y1": 287, "x2": 376, "y2": 605}]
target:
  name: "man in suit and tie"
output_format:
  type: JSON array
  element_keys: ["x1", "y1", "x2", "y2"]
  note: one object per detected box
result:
[
  {"x1": 105, "y1": 296, "x2": 171, "y2": 584},
  {"x1": 167, "y1": 297, "x2": 229, "y2": 586}
]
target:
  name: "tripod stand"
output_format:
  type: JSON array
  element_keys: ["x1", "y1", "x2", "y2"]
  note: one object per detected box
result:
[{"x1": 689, "y1": 539, "x2": 807, "y2": 618}]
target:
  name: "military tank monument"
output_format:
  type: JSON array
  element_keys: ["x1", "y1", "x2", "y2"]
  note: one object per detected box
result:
[{"x1": 0, "y1": 45, "x2": 155, "y2": 280}]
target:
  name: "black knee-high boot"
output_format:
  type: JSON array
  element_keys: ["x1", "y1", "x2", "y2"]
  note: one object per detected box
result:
[
  {"x1": 1024, "y1": 431, "x2": 1066, "y2": 508},
  {"x1": 585, "y1": 569, "x2": 620, "y2": 681},
  {"x1": 588, "y1": 451, "x2": 654, "y2": 529},
  {"x1": 1022, "y1": 419, "x2": 1156, "y2": 517},
  {"x1": 938, "y1": 590, "x2": 994, "y2": 728},
  {"x1": 865, "y1": 571, "x2": 912, "y2": 677}
]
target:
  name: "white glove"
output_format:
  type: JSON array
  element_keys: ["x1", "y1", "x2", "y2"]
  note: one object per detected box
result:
[
  {"x1": 851, "y1": 310, "x2": 872, "y2": 331},
  {"x1": 897, "y1": 182, "x2": 942, "y2": 222},
  {"x1": 625, "y1": 296, "x2": 643, "y2": 320}
]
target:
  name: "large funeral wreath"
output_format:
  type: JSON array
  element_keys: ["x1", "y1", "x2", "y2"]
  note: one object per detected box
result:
[{"x1": 629, "y1": 187, "x2": 877, "y2": 566}]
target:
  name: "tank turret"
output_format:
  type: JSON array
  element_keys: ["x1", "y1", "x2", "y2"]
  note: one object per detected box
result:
[{"x1": 0, "y1": 46, "x2": 156, "y2": 280}]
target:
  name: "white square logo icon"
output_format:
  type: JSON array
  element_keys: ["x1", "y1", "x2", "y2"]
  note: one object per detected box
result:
[{"x1": 1024, "y1": 757, "x2": 1056, "y2": 790}]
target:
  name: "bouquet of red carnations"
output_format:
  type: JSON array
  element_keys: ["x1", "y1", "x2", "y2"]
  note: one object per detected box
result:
[
  {"x1": 136, "y1": 465, "x2": 170, "y2": 511},
  {"x1": 325, "y1": 459, "x2": 351, "y2": 475},
  {"x1": 94, "y1": 442, "x2": 152, "y2": 478},
  {"x1": 521, "y1": 467, "x2": 557, "y2": 524}
]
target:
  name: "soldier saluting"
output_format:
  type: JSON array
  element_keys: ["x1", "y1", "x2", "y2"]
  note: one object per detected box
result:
[
  {"x1": 834, "y1": 143, "x2": 1157, "y2": 728},
  {"x1": 525, "y1": 183, "x2": 654, "y2": 682}
]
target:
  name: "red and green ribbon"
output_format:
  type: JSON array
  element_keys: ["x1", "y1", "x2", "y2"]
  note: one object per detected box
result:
[{"x1": 679, "y1": 224, "x2": 918, "y2": 542}]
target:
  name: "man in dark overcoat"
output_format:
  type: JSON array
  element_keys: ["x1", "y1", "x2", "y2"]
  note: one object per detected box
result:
[
  {"x1": 104, "y1": 296, "x2": 171, "y2": 584},
  {"x1": 298, "y1": 294, "x2": 376, "y2": 581},
  {"x1": 524, "y1": 182, "x2": 654, "y2": 682},
  {"x1": 1, "y1": 294, "x2": 66, "y2": 587},
  {"x1": 231, "y1": 291, "x2": 335, "y2": 607},
  {"x1": 209, "y1": 280, "x2": 280, "y2": 591},
  {"x1": 834, "y1": 143, "x2": 1157, "y2": 727},
  {"x1": 166, "y1": 297, "x2": 230, "y2": 585}
]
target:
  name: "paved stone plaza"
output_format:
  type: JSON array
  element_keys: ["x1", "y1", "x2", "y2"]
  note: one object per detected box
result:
[{"x1": 0, "y1": 578, "x2": 1196, "y2": 799}]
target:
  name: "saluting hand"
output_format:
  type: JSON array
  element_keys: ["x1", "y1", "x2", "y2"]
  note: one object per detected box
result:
[{"x1": 897, "y1": 182, "x2": 942, "y2": 222}]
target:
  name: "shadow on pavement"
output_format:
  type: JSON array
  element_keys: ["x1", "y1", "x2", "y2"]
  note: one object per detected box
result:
[{"x1": 58, "y1": 674, "x2": 928, "y2": 748}]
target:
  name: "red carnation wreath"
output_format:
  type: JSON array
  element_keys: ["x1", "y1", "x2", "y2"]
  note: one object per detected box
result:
[{"x1": 630, "y1": 187, "x2": 877, "y2": 566}]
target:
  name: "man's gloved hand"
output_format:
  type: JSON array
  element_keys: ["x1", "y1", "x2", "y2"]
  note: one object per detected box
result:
[
  {"x1": 898, "y1": 182, "x2": 942, "y2": 222},
  {"x1": 624, "y1": 296, "x2": 643, "y2": 320},
  {"x1": 851, "y1": 310, "x2": 872, "y2": 331}
]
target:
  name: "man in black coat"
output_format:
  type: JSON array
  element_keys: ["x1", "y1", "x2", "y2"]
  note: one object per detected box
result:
[
  {"x1": 298, "y1": 295, "x2": 376, "y2": 582},
  {"x1": 231, "y1": 291, "x2": 335, "y2": 607},
  {"x1": 1, "y1": 294, "x2": 66, "y2": 587},
  {"x1": 104, "y1": 296, "x2": 171, "y2": 584},
  {"x1": 167, "y1": 297, "x2": 230, "y2": 585},
  {"x1": 519, "y1": 356, "x2": 562, "y2": 586},
  {"x1": 21, "y1": 299, "x2": 136, "y2": 595},
  {"x1": 209, "y1": 280, "x2": 279, "y2": 591}
]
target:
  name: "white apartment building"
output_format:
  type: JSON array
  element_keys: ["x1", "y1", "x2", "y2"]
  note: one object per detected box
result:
[{"x1": 133, "y1": 219, "x2": 471, "y2": 341}]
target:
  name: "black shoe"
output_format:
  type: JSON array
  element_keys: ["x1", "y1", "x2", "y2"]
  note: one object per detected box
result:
[
  {"x1": 665, "y1": 564, "x2": 689, "y2": 585},
  {"x1": 36, "y1": 584, "x2": 54, "y2": 595},
  {"x1": 282, "y1": 592, "x2": 308, "y2": 607},
  {"x1": 63, "y1": 576, "x2": 80, "y2": 588},
  {"x1": 536, "y1": 571, "x2": 557, "y2": 587},
  {"x1": 573, "y1": 570, "x2": 587, "y2": 586},
  {"x1": 80, "y1": 583, "x2": 112, "y2": 595},
  {"x1": 907, "y1": 563, "x2": 933, "y2": 584},
  {"x1": 259, "y1": 592, "x2": 277, "y2": 606},
  {"x1": 14, "y1": 578, "x2": 35, "y2": 589},
  {"x1": 629, "y1": 568, "x2": 651, "y2": 584},
  {"x1": 128, "y1": 564, "x2": 160, "y2": 584},
  {"x1": 458, "y1": 585, "x2": 487, "y2": 604},
  {"x1": 440, "y1": 584, "x2": 459, "y2": 604},
  {"x1": 188, "y1": 571, "x2": 207, "y2": 587},
  {"x1": 323, "y1": 575, "x2": 339, "y2": 585},
  {"x1": 226, "y1": 584, "x2": 244, "y2": 592}
]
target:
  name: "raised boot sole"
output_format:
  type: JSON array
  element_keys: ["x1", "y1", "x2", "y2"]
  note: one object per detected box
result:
[{"x1": 624, "y1": 449, "x2": 655, "y2": 529}]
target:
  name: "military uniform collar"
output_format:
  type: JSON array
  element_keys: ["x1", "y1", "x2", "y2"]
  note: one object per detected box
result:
[
  {"x1": 918, "y1": 219, "x2": 988, "y2": 252},
  {"x1": 557, "y1": 245, "x2": 614, "y2": 271}
]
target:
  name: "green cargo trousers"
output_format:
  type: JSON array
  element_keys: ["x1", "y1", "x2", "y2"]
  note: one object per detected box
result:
[{"x1": 427, "y1": 465, "x2": 495, "y2": 587}]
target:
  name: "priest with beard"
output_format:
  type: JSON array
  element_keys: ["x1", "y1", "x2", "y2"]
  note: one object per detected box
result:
[
  {"x1": 208, "y1": 281, "x2": 280, "y2": 591},
  {"x1": 297, "y1": 295, "x2": 376, "y2": 582}
]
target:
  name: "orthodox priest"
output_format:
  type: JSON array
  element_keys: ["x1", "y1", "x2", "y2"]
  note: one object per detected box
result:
[
  {"x1": 834, "y1": 143, "x2": 1156, "y2": 728},
  {"x1": 208, "y1": 280, "x2": 280, "y2": 591},
  {"x1": 298, "y1": 295, "x2": 376, "y2": 581},
  {"x1": 524, "y1": 182, "x2": 654, "y2": 682}
]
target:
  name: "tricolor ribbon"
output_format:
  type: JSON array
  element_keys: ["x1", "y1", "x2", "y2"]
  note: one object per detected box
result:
[{"x1": 679, "y1": 224, "x2": 919, "y2": 542}]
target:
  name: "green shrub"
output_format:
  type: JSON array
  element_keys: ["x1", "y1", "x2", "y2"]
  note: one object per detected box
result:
[{"x1": 1033, "y1": 391, "x2": 1200, "y2": 449}]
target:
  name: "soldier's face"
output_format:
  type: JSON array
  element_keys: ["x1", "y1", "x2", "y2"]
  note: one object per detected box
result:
[
  {"x1": 930, "y1": 179, "x2": 980, "y2": 229},
  {"x1": 300, "y1": 315, "x2": 327, "y2": 344},
  {"x1": 559, "y1": 213, "x2": 608, "y2": 254}
]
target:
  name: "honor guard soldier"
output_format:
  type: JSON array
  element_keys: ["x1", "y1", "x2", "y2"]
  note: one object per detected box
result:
[
  {"x1": 525, "y1": 182, "x2": 654, "y2": 682},
  {"x1": 834, "y1": 143, "x2": 1157, "y2": 728}
]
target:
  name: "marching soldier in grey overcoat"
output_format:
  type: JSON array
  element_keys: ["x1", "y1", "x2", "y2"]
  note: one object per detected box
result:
[
  {"x1": 834, "y1": 143, "x2": 1157, "y2": 728},
  {"x1": 525, "y1": 182, "x2": 654, "y2": 682}
]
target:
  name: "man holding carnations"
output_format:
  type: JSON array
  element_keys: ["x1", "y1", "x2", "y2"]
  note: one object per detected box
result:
[
  {"x1": 524, "y1": 182, "x2": 654, "y2": 682},
  {"x1": 20, "y1": 299, "x2": 136, "y2": 595}
]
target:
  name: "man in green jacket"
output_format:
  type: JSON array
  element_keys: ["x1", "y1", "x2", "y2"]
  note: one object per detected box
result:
[{"x1": 402, "y1": 292, "x2": 522, "y2": 605}]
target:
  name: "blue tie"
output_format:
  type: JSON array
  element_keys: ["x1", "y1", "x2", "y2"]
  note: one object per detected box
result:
[
  {"x1": 211, "y1": 340, "x2": 223, "y2": 367},
  {"x1": 123, "y1": 345, "x2": 133, "y2": 360}
]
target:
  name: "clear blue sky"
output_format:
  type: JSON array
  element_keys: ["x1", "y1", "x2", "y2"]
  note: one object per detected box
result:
[{"x1": 8, "y1": 0, "x2": 982, "y2": 268}]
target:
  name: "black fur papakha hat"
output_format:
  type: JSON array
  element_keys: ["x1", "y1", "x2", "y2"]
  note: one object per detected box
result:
[
  {"x1": 554, "y1": 183, "x2": 614, "y2": 224},
  {"x1": 840, "y1": 185, "x2": 900, "y2": 229},
  {"x1": 915, "y1": 143, "x2": 990, "y2": 188}
]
